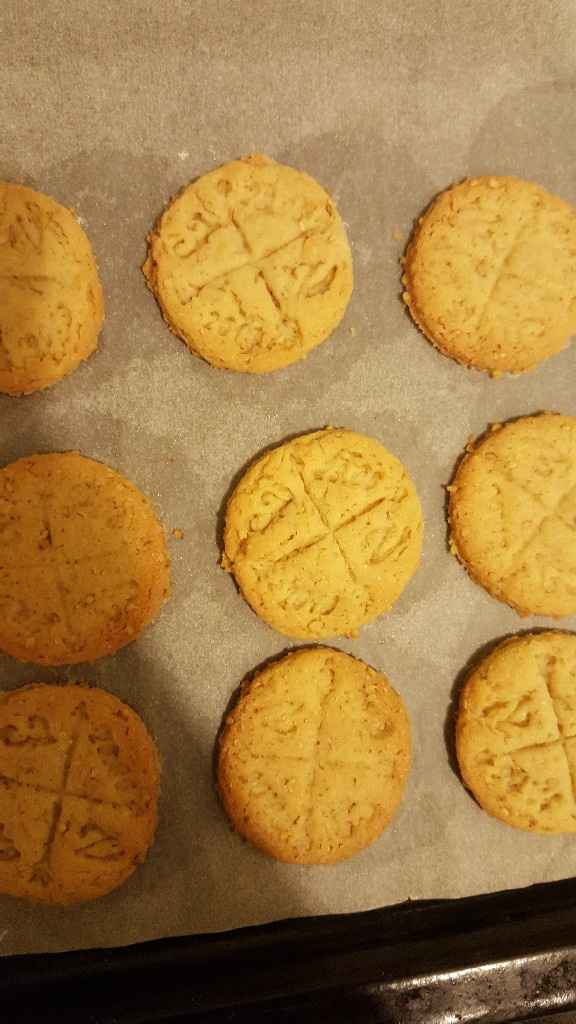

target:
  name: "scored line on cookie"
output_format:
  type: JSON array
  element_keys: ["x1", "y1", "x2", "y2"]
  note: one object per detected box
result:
[
  {"x1": 288, "y1": 454, "x2": 373, "y2": 598},
  {"x1": 237, "y1": 450, "x2": 407, "y2": 618},
  {"x1": 228, "y1": 211, "x2": 252, "y2": 255},
  {"x1": 303, "y1": 663, "x2": 337, "y2": 846},
  {"x1": 177, "y1": 225, "x2": 321, "y2": 300},
  {"x1": 37, "y1": 491, "x2": 79, "y2": 645},
  {"x1": 28, "y1": 700, "x2": 88, "y2": 885},
  {"x1": 256, "y1": 268, "x2": 304, "y2": 344},
  {"x1": 540, "y1": 656, "x2": 576, "y2": 809},
  {"x1": 477, "y1": 452, "x2": 553, "y2": 515},
  {"x1": 256, "y1": 492, "x2": 393, "y2": 569},
  {"x1": 502, "y1": 480, "x2": 576, "y2": 583},
  {"x1": 473, "y1": 213, "x2": 538, "y2": 335},
  {"x1": 2, "y1": 699, "x2": 144, "y2": 886},
  {"x1": 479, "y1": 662, "x2": 576, "y2": 809},
  {"x1": 0, "y1": 273, "x2": 68, "y2": 292},
  {"x1": 0, "y1": 771, "x2": 142, "y2": 812},
  {"x1": 226, "y1": 273, "x2": 302, "y2": 346},
  {"x1": 482, "y1": 450, "x2": 576, "y2": 528}
]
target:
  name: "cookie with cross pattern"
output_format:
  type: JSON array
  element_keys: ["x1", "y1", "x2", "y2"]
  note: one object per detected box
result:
[
  {"x1": 402, "y1": 176, "x2": 576, "y2": 375},
  {"x1": 456, "y1": 632, "x2": 576, "y2": 833},
  {"x1": 222, "y1": 428, "x2": 423, "y2": 640},
  {"x1": 0, "y1": 182, "x2": 104, "y2": 395},
  {"x1": 0, "y1": 683, "x2": 160, "y2": 903},
  {"x1": 217, "y1": 647, "x2": 411, "y2": 864},
  {"x1": 448, "y1": 413, "x2": 576, "y2": 618},
  {"x1": 0, "y1": 451, "x2": 170, "y2": 665},
  {"x1": 143, "y1": 154, "x2": 353, "y2": 373}
]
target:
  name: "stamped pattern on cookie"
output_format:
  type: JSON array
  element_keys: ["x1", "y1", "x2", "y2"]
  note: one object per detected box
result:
[
  {"x1": 0, "y1": 186, "x2": 103, "y2": 394},
  {"x1": 0, "y1": 701, "x2": 125, "y2": 888},
  {"x1": 0, "y1": 824, "x2": 19, "y2": 861},
  {"x1": 224, "y1": 430, "x2": 422, "y2": 639},
  {"x1": 403, "y1": 176, "x2": 576, "y2": 374},
  {"x1": 0, "y1": 714, "x2": 56, "y2": 748},
  {"x1": 144, "y1": 155, "x2": 353, "y2": 373},
  {"x1": 457, "y1": 633, "x2": 576, "y2": 832},
  {"x1": 449, "y1": 415, "x2": 576, "y2": 617},
  {"x1": 218, "y1": 648, "x2": 411, "y2": 863},
  {"x1": 0, "y1": 452, "x2": 170, "y2": 665},
  {"x1": 0, "y1": 685, "x2": 159, "y2": 902},
  {"x1": 73, "y1": 823, "x2": 125, "y2": 861}
]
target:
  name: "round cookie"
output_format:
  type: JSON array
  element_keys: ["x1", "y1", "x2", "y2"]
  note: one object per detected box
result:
[
  {"x1": 222, "y1": 428, "x2": 423, "y2": 640},
  {"x1": 0, "y1": 683, "x2": 160, "y2": 903},
  {"x1": 217, "y1": 647, "x2": 411, "y2": 864},
  {"x1": 402, "y1": 176, "x2": 576, "y2": 375},
  {"x1": 448, "y1": 413, "x2": 576, "y2": 618},
  {"x1": 143, "y1": 154, "x2": 353, "y2": 373},
  {"x1": 456, "y1": 631, "x2": 576, "y2": 834},
  {"x1": 0, "y1": 183, "x2": 104, "y2": 395},
  {"x1": 0, "y1": 452, "x2": 170, "y2": 665}
]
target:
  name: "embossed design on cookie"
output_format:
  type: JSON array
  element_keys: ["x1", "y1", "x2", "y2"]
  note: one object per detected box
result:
[
  {"x1": 0, "y1": 684, "x2": 159, "y2": 903},
  {"x1": 74, "y1": 823, "x2": 124, "y2": 861},
  {"x1": 0, "y1": 714, "x2": 56, "y2": 747},
  {"x1": 0, "y1": 824, "x2": 20, "y2": 861},
  {"x1": 0, "y1": 451, "x2": 170, "y2": 665},
  {"x1": 0, "y1": 183, "x2": 104, "y2": 395},
  {"x1": 403, "y1": 175, "x2": 576, "y2": 375},
  {"x1": 449, "y1": 414, "x2": 576, "y2": 617},
  {"x1": 29, "y1": 863, "x2": 51, "y2": 886},
  {"x1": 457, "y1": 632, "x2": 576, "y2": 833},
  {"x1": 218, "y1": 648, "x2": 411, "y2": 864},
  {"x1": 223, "y1": 428, "x2": 422, "y2": 640},
  {"x1": 144, "y1": 154, "x2": 353, "y2": 373},
  {"x1": 85, "y1": 726, "x2": 145, "y2": 811}
]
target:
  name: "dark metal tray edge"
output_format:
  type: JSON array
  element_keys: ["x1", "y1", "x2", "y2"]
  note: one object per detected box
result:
[{"x1": 3, "y1": 875, "x2": 576, "y2": 1023}]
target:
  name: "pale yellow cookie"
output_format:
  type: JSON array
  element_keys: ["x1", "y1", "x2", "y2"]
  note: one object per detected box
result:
[
  {"x1": 0, "y1": 683, "x2": 160, "y2": 903},
  {"x1": 403, "y1": 176, "x2": 576, "y2": 374},
  {"x1": 222, "y1": 428, "x2": 422, "y2": 640},
  {"x1": 143, "y1": 154, "x2": 353, "y2": 373},
  {"x1": 448, "y1": 413, "x2": 576, "y2": 617},
  {"x1": 0, "y1": 183, "x2": 104, "y2": 395},
  {"x1": 218, "y1": 647, "x2": 411, "y2": 864},
  {"x1": 0, "y1": 452, "x2": 170, "y2": 665},
  {"x1": 457, "y1": 631, "x2": 576, "y2": 833}
]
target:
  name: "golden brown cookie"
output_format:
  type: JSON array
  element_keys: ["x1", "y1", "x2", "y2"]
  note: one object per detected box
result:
[
  {"x1": 456, "y1": 631, "x2": 576, "y2": 833},
  {"x1": 0, "y1": 683, "x2": 160, "y2": 903},
  {"x1": 448, "y1": 413, "x2": 576, "y2": 617},
  {"x1": 218, "y1": 647, "x2": 411, "y2": 864},
  {"x1": 222, "y1": 428, "x2": 422, "y2": 640},
  {"x1": 0, "y1": 452, "x2": 170, "y2": 665},
  {"x1": 403, "y1": 176, "x2": 576, "y2": 374},
  {"x1": 143, "y1": 154, "x2": 353, "y2": 373},
  {"x1": 0, "y1": 183, "x2": 104, "y2": 395}
]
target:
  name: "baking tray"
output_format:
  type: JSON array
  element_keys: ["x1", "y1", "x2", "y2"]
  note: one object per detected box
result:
[
  {"x1": 2, "y1": 879, "x2": 576, "y2": 1023},
  {"x1": 2, "y1": 1, "x2": 576, "y2": 1020}
]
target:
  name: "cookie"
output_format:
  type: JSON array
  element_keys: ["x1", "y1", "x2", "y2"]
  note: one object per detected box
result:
[
  {"x1": 143, "y1": 154, "x2": 353, "y2": 373},
  {"x1": 402, "y1": 176, "x2": 576, "y2": 374},
  {"x1": 0, "y1": 452, "x2": 170, "y2": 665},
  {"x1": 0, "y1": 183, "x2": 104, "y2": 395},
  {"x1": 0, "y1": 683, "x2": 160, "y2": 903},
  {"x1": 222, "y1": 428, "x2": 422, "y2": 640},
  {"x1": 456, "y1": 631, "x2": 576, "y2": 833},
  {"x1": 217, "y1": 647, "x2": 411, "y2": 864},
  {"x1": 448, "y1": 413, "x2": 576, "y2": 617}
]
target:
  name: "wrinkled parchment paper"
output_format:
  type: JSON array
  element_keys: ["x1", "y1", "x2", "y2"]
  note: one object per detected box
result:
[{"x1": 1, "y1": 0, "x2": 576, "y2": 956}]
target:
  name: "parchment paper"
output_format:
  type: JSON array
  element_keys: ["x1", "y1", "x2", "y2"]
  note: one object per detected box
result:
[{"x1": 1, "y1": 0, "x2": 576, "y2": 957}]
